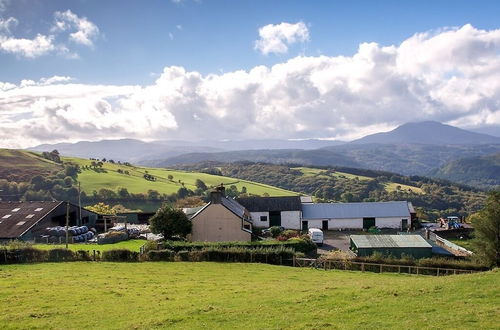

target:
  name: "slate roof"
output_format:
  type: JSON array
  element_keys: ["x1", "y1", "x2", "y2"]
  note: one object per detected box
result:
[
  {"x1": 302, "y1": 201, "x2": 411, "y2": 219},
  {"x1": 190, "y1": 197, "x2": 251, "y2": 223},
  {"x1": 0, "y1": 201, "x2": 62, "y2": 239},
  {"x1": 350, "y1": 235, "x2": 432, "y2": 249},
  {"x1": 236, "y1": 196, "x2": 302, "y2": 212}
]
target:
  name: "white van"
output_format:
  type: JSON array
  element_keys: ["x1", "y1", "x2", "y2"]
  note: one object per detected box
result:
[{"x1": 308, "y1": 228, "x2": 324, "y2": 246}]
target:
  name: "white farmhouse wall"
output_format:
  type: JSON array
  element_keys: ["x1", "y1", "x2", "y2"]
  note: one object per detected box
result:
[
  {"x1": 250, "y1": 211, "x2": 269, "y2": 228},
  {"x1": 281, "y1": 211, "x2": 301, "y2": 229},
  {"x1": 375, "y1": 217, "x2": 408, "y2": 229},
  {"x1": 328, "y1": 218, "x2": 363, "y2": 229}
]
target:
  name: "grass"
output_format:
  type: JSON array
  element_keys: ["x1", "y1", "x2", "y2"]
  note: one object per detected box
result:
[
  {"x1": 63, "y1": 156, "x2": 296, "y2": 197},
  {"x1": 0, "y1": 263, "x2": 498, "y2": 329},
  {"x1": 32, "y1": 240, "x2": 146, "y2": 253},
  {"x1": 294, "y1": 166, "x2": 424, "y2": 194},
  {"x1": 448, "y1": 238, "x2": 476, "y2": 253}
]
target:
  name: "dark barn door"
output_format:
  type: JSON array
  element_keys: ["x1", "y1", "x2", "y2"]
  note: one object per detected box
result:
[
  {"x1": 322, "y1": 220, "x2": 328, "y2": 230},
  {"x1": 302, "y1": 221, "x2": 308, "y2": 231},
  {"x1": 269, "y1": 211, "x2": 281, "y2": 227},
  {"x1": 363, "y1": 217, "x2": 376, "y2": 230}
]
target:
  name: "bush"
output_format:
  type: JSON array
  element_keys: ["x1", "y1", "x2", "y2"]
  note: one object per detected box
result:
[
  {"x1": 0, "y1": 247, "x2": 48, "y2": 264},
  {"x1": 161, "y1": 238, "x2": 316, "y2": 254},
  {"x1": 177, "y1": 250, "x2": 190, "y2": 261},
  {"x1": 186, "y1": 246, "x2": 295, "y2": 265},
  {"x1": 48, "y1": 249, "x2": 75, "y2": 262},
  {"x1": 102, "y1": 249, "x2": 139, "y2": 262},
  {"x1": 147, "y1": 249, "x2": 175, "y2": 261},
  {"x1": 269, "y1": 226, "x2": 283, "y2": 238}
]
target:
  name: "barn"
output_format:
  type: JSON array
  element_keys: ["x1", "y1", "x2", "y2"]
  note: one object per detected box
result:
[
  {"x1": 0, "y1": 201, "x2": 99, "y2": 242},
  {"x1": 350, "y1": 235, "x2": 433, "y2": 259},
  {"x1": 301, "y1": 201, "x2": 415, "y2": 231},
  {"x1": 236, "y1": 196, "x2": 302, "y2": 229}
]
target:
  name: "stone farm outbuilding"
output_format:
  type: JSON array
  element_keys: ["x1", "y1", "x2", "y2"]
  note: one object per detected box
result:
[
  {"x1": 236, "y1": 196, "x2": 302, "y2": 229},
  {"x1": 350, "y1": 234, "x2": 433, "y2": 259}
]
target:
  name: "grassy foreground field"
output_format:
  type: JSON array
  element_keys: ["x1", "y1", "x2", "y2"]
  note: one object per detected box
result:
[
  {"x1": 32, "y1": 240, "x2": 145, "y2": 253},
  {"x1": 0, "y1": 263, "x2": 498, "y2": 329}
]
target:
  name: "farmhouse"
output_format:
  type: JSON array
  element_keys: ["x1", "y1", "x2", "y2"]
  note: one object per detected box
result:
[
  {"x1": 236, "y1": 196, "x2": 302, "y2": 229},
  {"x1": 350, "y1": 234, "x2": 433, "y2": 259},
  {"x1": 189, "y1": 186, "x2": 252, "y2": 242},
  {"x1": 0, "y1": 201, "x2": 99, "y2": 242},
  {"x1": 301, "y1": 201, "x2": 415, "y2": 231}
]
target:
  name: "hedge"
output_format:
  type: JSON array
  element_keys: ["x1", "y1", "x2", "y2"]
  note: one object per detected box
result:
[
  {"x1": 161, "y1": 238, "x2": 316, "y2": 254},
  {"x1": 101, "y1": 249, "x2": 139, "y2": 262},
  {"x1": 0, "y1": 247, "x2": 93, "y2": 264}
]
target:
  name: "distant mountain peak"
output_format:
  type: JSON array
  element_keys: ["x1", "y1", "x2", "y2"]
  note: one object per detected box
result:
[{"x1": 351, "y1": 121, "x2": 500, "y2": 145}]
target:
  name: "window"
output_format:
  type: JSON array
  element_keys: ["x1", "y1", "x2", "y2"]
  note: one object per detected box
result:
[
  {"x1": 243, "y1": 224, "x2": 251, "y2": 230},
  {"x1": 16, "y1": 221, "x2": 26, "y2": 226},
  {"x1": 2, "y1": 214, "x2": 11, "y2": 219},
  {"x1": 34, "y1": 208, "x2": 43, "y2": 212},
  {"x1": 26, "y1": 214, "x2": 35, "y2": 219},
  {"x1": 260, "y1": 216, "x2": 268, "y2": 222},
  {"x1": 11, "y1": 208, "x2": 20, "y2": 212}
]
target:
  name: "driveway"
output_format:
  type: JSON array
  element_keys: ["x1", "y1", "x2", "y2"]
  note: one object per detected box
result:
[{"x1": 316, "y1": 230, "x2": 352, "y2": 254}]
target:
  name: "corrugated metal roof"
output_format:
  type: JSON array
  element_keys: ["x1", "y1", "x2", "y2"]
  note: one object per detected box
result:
[
  {"x1": 302, "y1": 201, "x2": 411, "y2": 219},
  {"x1": 0, "y1": 201, "x2": 62, "y2": 239},
  {"x1": 222, "y1": 197, "x2": 248, "y2": 219},
  {"x1": 236, "y1": 196, "x2": 302, "y2": 212},
  {"x1": 350, "y1": 235, "x2": 432, "y2": 248}
]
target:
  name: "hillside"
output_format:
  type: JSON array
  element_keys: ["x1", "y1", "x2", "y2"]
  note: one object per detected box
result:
[
  {"x1": 156, "y1": 143, "x2": 500, "y2": 176},
  {"x1": 63, "y1": 156, "x2": 295, "y2": 197},
  {"x1": 177, "y1": 162, "x2": 487, "y2": 219},
  {"x1": 0, "y1": 263, "x2": 498, "y2": 329},
  {"x1": 0, "y1": 149, "x2": 62, "y2": 182},
  {"x1": 351, "y1": 121, "x2": 500, "y2": 145},
  {"x1": 430, "y1": 153, "x2": 500, "y2": 189}
]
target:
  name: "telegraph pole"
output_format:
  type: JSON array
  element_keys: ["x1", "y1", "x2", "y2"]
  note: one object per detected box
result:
[
  {"x1": 65, "y1": 201, "x2": 70, "y2": 249},
  {"x1": 78, "y1": 182, "x2": 82, "y2": 226}
]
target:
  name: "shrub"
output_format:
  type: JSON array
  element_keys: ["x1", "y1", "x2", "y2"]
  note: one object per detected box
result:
[
  {"x1": 189, "y1": 246, "x2": 295, "y2": 265},
  {"x1": 269, "y1": 226, "x2": 283, "y2": 238},
  {"x1": 0, "y1": 247, "x2": 48, "y2": 264},
  {"x1": 102, "y1": 249, "x2": 139, "y2": 262},
  {"x1": 177, "y1": 250, "x2": 190, "y2": 261},
  {"x1": 280, "y1": 230, "x2": 300, "y2": 240},
  {"x1": 48, "y1": 249, "x2": 75, "y2": 262},
  {"x1": 147, "y1": 249, "x2": 175, "y2": 261}
]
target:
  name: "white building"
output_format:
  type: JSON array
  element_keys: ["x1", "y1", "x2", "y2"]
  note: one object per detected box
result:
[
  {"x1": 301, "y1": 201, "x2": 415, "y2": 231},
  {"x1": 236, "y1": 196, "x2": 302, "y2": 230}
]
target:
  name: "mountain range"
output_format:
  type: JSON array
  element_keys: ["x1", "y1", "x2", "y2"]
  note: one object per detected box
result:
[{"x1": 28, "y1": 121, "x2": 500, "y2": 188}]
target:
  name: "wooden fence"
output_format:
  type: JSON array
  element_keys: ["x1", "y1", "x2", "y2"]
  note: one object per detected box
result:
[{"x1": 293, "y1": 257, "x2": 478, "y2": 276}]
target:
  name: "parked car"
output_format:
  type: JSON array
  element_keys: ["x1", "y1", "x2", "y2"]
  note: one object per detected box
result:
[{"x1": 308, "y1": 228, "x2": 324, "y2": 246}]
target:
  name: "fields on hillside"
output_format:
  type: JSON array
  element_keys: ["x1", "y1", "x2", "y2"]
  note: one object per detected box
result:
[
  {"x1": 294, "y1": 167, "x2": 424, "y2": 194},
  {"x1": 63, "y1": 156, "x2": 296, "y2": 196},
  {"x1": 0, "y1": 263, "x2": 497, "y2": 329},
  {"x1": 0, "y1": 149, "x2": 62, "y2": 182}
]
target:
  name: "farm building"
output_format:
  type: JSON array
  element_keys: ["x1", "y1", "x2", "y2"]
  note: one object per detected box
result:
[
  {"x1": 236, "y1": 196, "x2": 302, "y2": 229},
  {"x1": 350, "y1": 235, "x2": 433, "y2": 259},
  {"x1": 189, "y1": 186, "x2": 252, "y2": 242},
  {"x1": 301, "y1": 201, "x2": 415, "y2": 231},
  {"x1": 0, "y1": 201, "x2": 99, "y2": 242}
]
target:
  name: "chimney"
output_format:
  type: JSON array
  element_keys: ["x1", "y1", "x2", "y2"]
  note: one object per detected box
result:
[{"x1": 210, "y1": 184, "x2": 225, "y2": 204}]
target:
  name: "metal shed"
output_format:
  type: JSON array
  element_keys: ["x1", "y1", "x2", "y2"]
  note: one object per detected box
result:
[{"x1": 350, "y1": 235, "x2": 433, "y2": 259}]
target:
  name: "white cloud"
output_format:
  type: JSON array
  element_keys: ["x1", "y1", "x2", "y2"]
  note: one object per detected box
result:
[
  {"x1": 255, "y1": 21, "x2": 309, "y2": 55},
  {"x1": 0, "y1": 34, "x2": 55, "y2": 58},
  {"x1": 0, "y1": 9, "x2": 99, "y2": 58},
  {"x1": 176, "y1": 24, "x2": 182, "y2": 30},
  {"x1": 1, "y1": 24, "x2": 500, "y2": 148},
  {"x1": 53, "y1": 10, "x2": 99, "y2": 47}
]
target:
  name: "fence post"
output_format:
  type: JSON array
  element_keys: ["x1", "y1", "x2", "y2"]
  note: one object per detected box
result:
[
  {"x1": 292, "y1": 255, "x2": 295, "y2": 267},
  {"x1": 379, "y1": 264, "x2": 383, "y2": 273},
  {"x1": 416, "y1": 267, "x2": 419, "y2": 275},
  {"x1": 398, "y1": 266, "x2": 401, "y2": 274},
  {"x1": 437, "y1": 268, "x2": 440, "y2": 276},
  {"x1": 361, "y1": 263, "x2": 365, "y2": 272}
]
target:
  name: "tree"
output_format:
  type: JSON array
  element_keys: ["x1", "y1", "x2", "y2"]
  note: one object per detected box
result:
[
  {"x1": 195, "y1": 179, "x2": 208, "y2": 191},
  {"x1": 168, "y1": 174, "x2": 174, "y2": 181},
  {"x1": 472, "y1": 190, "x2": 500, "y2": 266},
  {"x1": 86, "y1": 202, "x2": 116, "y2": 215},
  {"x1": 149, "y1": 205, "x2": 192, "y2": 239}
]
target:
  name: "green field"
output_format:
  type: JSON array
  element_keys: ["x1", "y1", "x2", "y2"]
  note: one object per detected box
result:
[
  {"x1": 0, "y1": 263, "x2": 497, "y2": 329},
  {"x1": 32, "y1": 240, "x2": 145, "y2": 253},
  {"x1": 0, "y1": 149, "x2": 62, "y2": 182},
  {"x1": 64, "y1": 156, "x2": 296, "y2": 197},
  {"x1": 294, "y1": 166, "x2": 424, "y2": 194}
]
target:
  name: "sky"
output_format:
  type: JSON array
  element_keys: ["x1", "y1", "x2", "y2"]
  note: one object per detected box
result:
[{"x1": 1, "y1": 0, "x2": 500, "y2": 148}]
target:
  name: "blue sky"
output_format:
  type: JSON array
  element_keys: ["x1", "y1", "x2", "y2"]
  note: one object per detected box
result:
[
  {"x1": 1, "y1": 0, "x2": 500, "y2": 147},
  {"x1": 3, "y1": 0, "x2": 500, "y2": 85}
]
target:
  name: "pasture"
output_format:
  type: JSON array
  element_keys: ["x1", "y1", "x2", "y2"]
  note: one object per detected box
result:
[
  {"x1": 64, "y1": 156, "x2": 296, "y2": 197},
  {"x1": 0, "y1": 263, "x2": 498, "y2": 329}
]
